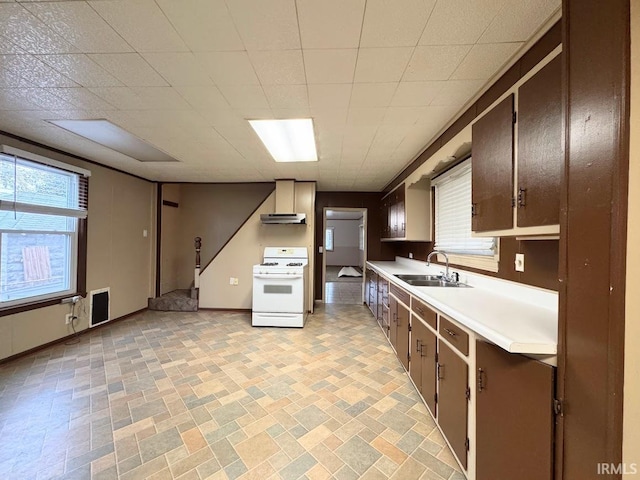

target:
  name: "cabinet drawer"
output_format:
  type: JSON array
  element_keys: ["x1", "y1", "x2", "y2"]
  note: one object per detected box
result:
[
  {"x1": 411, "y1": 297, "x2": 437, "y2": 330},
  {"x1": 439, "y1": 317, "x2": 469, "y2": 356},
  {"x1": 390, "y1": 283, "x2": 410, "y2": 306}
]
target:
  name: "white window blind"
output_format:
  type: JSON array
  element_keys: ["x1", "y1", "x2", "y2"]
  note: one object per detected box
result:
[
  {"x1": 325, "y1": 227, "x2": 334, "y2": 252},
  {"x1": 433, "y1": 160, "x2": 496, "y2": 256}
]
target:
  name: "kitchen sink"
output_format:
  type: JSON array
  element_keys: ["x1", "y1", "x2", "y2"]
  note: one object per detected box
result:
[{"x1": 393, "y1": 273, "x2": 471, "y2": 288}]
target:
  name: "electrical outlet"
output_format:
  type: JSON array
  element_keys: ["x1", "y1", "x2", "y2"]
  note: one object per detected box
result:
[
  {"x1": 515, "y1": 253, "x2": 525, "y2": 272},
  {"x1": 65, "y1": 313, "x2": 73, "y2": 325},
  {"x1": 229, "y1": 277, "x2": 239, "y2": 286},
  {"x1": 409, "y1": 252, "x2": 413, "y2": 259},
  {"x1": 233, "y1": 278, "x2": 239, "y2": 286},
  {"x1": 229, "y1": 277, "x2": 234, "y2": 285}
]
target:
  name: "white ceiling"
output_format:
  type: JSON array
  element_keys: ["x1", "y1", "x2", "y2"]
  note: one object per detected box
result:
[{"x1": 0, "y1": 0, "x2": 560, "y2": 191}]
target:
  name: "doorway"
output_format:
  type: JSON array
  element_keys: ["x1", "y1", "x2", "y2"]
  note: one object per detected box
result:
[{"x1": 322, "y1": 208, "x2": 367, "y2": 304}]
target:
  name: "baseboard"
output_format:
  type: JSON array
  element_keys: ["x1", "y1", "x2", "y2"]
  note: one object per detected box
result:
[
  {"x1": 197, "y1": 308, "x2": 251, "y2": 312},
  {"x1": 0, "y1": 307, "x2": 147, "y2": 365}
]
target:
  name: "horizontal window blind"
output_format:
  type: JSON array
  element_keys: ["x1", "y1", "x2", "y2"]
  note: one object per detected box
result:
[
  {"x1": 0, "y1": 154, "x2": 88, "y2": 219},
  {"x1": 433, "y1": 160, "x2": 496, "y2": 256}
]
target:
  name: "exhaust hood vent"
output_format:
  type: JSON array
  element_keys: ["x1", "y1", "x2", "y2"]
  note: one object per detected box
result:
[
  {"x1": 261, "y1": 180, "x2": 306, "y2": 224},
  {"x1": 260, "y1": 213, "x2": 306, "y2": 224}
]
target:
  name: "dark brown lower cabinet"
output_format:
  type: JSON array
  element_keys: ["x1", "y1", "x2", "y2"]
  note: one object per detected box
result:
[
  {"x1": 410, "y1": 315, "x2": 437, "y2": 416},
  {"x1": 437, "y1": 342, "x2": 468, "y2": 469},
  {"x1": 382, "y1": 305, "x2": 389, "y2": 338},
  {"x1": 389, "y1": 296, "x2": 398, "y2": 349},
  {"x1": 476, "y1": 340, "x2": 555, "y2": 480},
  {"x1": 396, "y1": 301, "x2": 409, "y2": 370}
]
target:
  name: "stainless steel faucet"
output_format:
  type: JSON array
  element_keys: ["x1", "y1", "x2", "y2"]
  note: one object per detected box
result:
[{"x1": 426, "y1": 250, "x2": 452, "y2": 282}]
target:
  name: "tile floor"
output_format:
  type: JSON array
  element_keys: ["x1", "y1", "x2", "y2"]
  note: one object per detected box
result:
[
  {"x1": 0, "y1": 304, "x2": 464, "y2": 480},
  {"x1": 324, "y1": 283, "x2": 363, "y2": 305}
]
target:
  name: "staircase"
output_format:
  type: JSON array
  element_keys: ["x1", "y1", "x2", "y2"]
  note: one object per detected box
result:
[{"x1": 148, "y1": 236, "x2": 202, "y2": 312}]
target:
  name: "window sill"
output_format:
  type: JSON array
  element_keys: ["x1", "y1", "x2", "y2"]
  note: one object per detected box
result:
[
  {"x1": 0, "y1": 292, "x2": 85, "y2": 317},
  {"x1": 436, "y1": 252, "x2": 499, "y2": 273}
]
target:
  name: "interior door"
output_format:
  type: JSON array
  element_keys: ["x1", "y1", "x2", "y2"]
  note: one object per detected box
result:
[{"x1": 476, "y1": 340, "x2": 555, "y2": 480}]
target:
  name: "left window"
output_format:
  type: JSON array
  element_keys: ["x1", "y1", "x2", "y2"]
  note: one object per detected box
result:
[{"x1": 0, "y1": 148, "x2": 89, "y2": 310}]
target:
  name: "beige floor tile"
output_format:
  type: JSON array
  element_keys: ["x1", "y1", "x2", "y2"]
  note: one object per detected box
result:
[{"x1": 235, "y1": 431, "x2": 280, "y2": 469}]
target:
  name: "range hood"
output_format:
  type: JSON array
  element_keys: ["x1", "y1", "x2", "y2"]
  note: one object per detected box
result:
[
  {"x1": 260, "y1": 180, "x2": 306, "y2": 224},
  {"x1": 260, "y1": 213, "x2": 306, "y2": 224}
]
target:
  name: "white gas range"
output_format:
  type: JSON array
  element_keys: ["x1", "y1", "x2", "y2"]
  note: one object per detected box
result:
[{"x1": 252, "y1": 247, "x2": 309, "y2": 328}]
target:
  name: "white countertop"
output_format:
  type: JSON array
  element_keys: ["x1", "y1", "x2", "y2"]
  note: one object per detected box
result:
[{"x1": 367, "y1": 258, "x2": 558, "y2": 356}]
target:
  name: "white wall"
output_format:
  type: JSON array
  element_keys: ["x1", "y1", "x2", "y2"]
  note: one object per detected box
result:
[
  {"x1": 0, "y1": 134, "x2": 156, "y2": 361},
  {"x1": 199, "y1": 182, "x2": 316, "y2": 311},
  {"x1": 624, "y1": 2, "x2": 640, "y2": 474},
  {"x1": 326, "y1": 219, "x2": 361, "y2": 266}
]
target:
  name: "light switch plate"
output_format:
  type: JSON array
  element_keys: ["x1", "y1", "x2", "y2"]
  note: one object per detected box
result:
[{"x1": 515, "y1": 253, "x2": 525, "y2": 272}]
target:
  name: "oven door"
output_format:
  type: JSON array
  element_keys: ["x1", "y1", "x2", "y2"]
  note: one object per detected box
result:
[{"x1": 252, "y1": 273, "x2": 304, "y2": 313}]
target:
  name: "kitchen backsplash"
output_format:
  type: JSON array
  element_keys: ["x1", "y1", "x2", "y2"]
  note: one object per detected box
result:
[{"x1": 388, "y1": 238, "x2": 559, "y2": 291}]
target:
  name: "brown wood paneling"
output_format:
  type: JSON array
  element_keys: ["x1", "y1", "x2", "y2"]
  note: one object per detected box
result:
[
  {"x1": 437, "y1": 342, "x2": 468, "y2": 469},
  {"x1": 519, "y1": 21, "x2": 562, "y2": 75},
  {"x1": 517, "y1": 55, "x2": 563, "y2": 227},
  {"x1": 315, "y1": 192, "x2": 394, "y2": 300},
  {"x1": 476, "y1": 340, "x2": 554, "y2": 480},
  {"x1": 557, "y1": 1, "x2": 629, "y2": 478},
  {"x1": 471, "y1": 94, "x2": 515, "y2": 232},
  {"x1": 476, "y1": 63, "x2": 521, "y2": 113}
]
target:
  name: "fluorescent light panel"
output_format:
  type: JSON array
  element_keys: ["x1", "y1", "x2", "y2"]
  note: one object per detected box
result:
[
  {"x1": 249, "y1": 119, "x2": 318, "y2": 162},
  {"x1": 48, "y1": 119, "x2": 178, "y2": 163}
]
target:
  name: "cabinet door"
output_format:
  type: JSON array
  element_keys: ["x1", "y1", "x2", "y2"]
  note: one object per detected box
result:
[
  {"x1": 382, "y1": 305, "x2": 390, "y2": 338},
  {"x1": 476, "y1": 341, "x2": 554, "y2": 480},
  {"x1": 437, "y1": 342, "x2": 468, "y2": 469},
  {"x1": 410, "y1": 315, "x2": 425, "y2": 389},
  {"x1": 377, "y1": 278, "x2": 387, "y2": 325},
  {"x1": 396, "y1": 301, "x2": 410, "y2": 370},
  {"x1": 389, "y1": 296, "x2": 398, "y2": 348},
  {"x1": 471, "y1": 94, "x2": 515, "y2": 232},
  {"x1": 396, "y1": 185, "x2": 406, "y2": 237},
  {"x1": 420, "y1": 323, "x2": 437, "y2": 416},
  {"x1": 517, "y1": 56, "x2": 562, "y2": 227}
]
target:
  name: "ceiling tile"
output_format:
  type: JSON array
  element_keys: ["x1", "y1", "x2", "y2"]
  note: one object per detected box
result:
[
  {"x1": 248, "y1": 50, "x2": 305, "y2": 85},
  {"x1": 350, "y1": 83, "x2": 398, "y2": 107},
  {"x1": 156, "y1": 0, "x2": 244, "y2": 52},
  {"x1": 304, "y1": 49, "x2": 358, "y2": 84},
  {"x1": 382, "y1": 106, "x2": 426, "y2": 125},
  {"x1": 143, "y1": 53, "x2": 214, "y2": 86},
  {"x1": 196, "y1": 51, "x2": 259, "y2": 85},
  {"x1": 88, "y1": 0, "x2": 188, "y2": 53},
  {"x1": 354, "y1": 48, "x2": 413, "y2": 83},
  {"x1": 360, "y1": 0, "x2": 436, "y2": 47},
  {"x1": 218, "y1": 84, "x2": 270, "y2": 109},
  {"x1": 391, "y1": 81, "x2": 443, "y2": 106},
  {"x1": 479, "y1": 0, "x2": 560, "y2": 43},
  {"x1": 226, "y1": 0, "x2": 300, "y2": 50},
  {"x1": 429, "y1": 79, "x2": 484, "y2": 106},
  {"x1": 416, "y1": 105, "x2": 460, "y2": 125},
  {"x1": 11, "y1": 87, "x2": 76, "y2": 110},
  {"x1": 296, "y1": 0, "x2": 365, "y2": 49},
  {"x1": 308, "y1": 84, "x2": 352, "y2": 109},
  {"x1": 24, "y1": 1, "x2": 132, "y2": 53},
  {"x1": 88, "y1": 86, "x2": 193, "y2": 110},
  {"x1": 0, "y1": 88, "x2": 41, "y2": 110},
  {"x1": 48, "y1": 87, "x2": 117, "y2": 111},
  {"x1": 419, "y1": 0, "x2": 507, "y2": 45},
  {"x1": 271, "y1": 107, "x2": 312, "y2": 118},
  {"x1": 347, "y1": 107, "x2": 386, "y2": 126},
  {"x1": 1, "y1": 54, "x2": 78, "y2": 88},
  {"x1": 263, "y1": 84, "x2": 308, "y2": 109},
  {"x1": 37, "y1": 54, "x2": 122, "y2": 87},
  {"x1": 89, "y1": 53, "x2": 168, "y2": 87},
  {"x1": 0, "y1": 3, "x2": 77, "y2": 54},
  {"x1": 311, "y1": 108, "x2": 348, "y2": 129},
  {"x1": 174, "y1": 85, "x2": 229, "y2": 111},
  {"x1": 451, "y1": 42, "x2": 522, "y2": 80},
  {"x1": 403, "y1": 45, "x2": 472, "y2": 81},
  {"x1": 0, "y1": 41, "x2": 26, "y2": 55}
]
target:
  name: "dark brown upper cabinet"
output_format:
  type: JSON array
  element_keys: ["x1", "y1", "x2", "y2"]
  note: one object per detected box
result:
[
  {"x1": 476, "y1": 340, "x2": 554, "y2": 480},
  {"x1": 471, "y1": 94, "x2": 515, "y2": 233},
  {"x1": 471, "y1": 54, "x2": 562, "y2": 237},
  {"x1": 516, "y1": 55, "x2": 562, "y2": 228},
  {"x1": 381, "y1": 181, "x2": 430, "y2": 241}
]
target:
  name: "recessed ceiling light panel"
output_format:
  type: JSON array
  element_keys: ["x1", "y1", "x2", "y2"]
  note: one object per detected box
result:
[
  {"x1": 248, "y1": 118, "x2": 318, "y2": 163},
  {"x1": 48, "y1": 119, "x2": 179, "y2": 163}
]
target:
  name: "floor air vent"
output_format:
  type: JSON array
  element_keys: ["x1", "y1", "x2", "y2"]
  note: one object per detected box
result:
[{"x1": 90, "y1": 288, "x2": 110, "y2": 327}]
